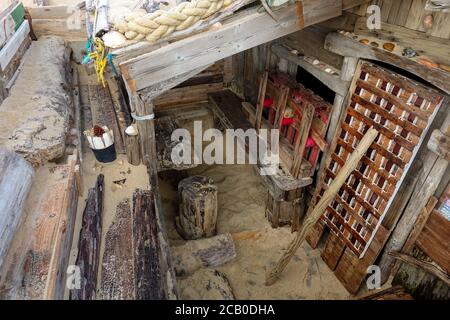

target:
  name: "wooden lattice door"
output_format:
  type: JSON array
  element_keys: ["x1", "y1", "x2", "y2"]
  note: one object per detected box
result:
[{"x1": 307, "y1": 61, "x2": 444, "y2": 292}]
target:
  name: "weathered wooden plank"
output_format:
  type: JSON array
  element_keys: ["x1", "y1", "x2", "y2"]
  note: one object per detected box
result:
[
  {"x1": 0, "y1": 20, "x2": 29, "y2": 71},
  {"x1": 324, "y1": 32, "x2": 450, "y2": 95},
  {"x1": 70, "y1": 174, "x2": 104, "y2": 300},
  {"x1": 0, "y1": 149, "x2": 34, "y2": 270},
  {"x1": 171, "y1": 233, "x2": 237, "y2": 277},
  {"x1": 133, "y1": 189, "x2": 177, "y2": 300},
  {"x1": 428, "y1": 129, "x2": 450, "y2": 161},
  {"x1": 122, "y1": 1, "x2": 342, "y2": 92},
  {"x1": 354, "y1": 18, "x2": 450, "y2": 65},
  {"x1": 101, "y1": 199, "x2": 135, "y2": 300},
  {"x1": 271, "y1": 43, "x2": 350, "y2": 96},
  {"x1": 416, "y1": 211, "x2": 450, "y2": 274}
]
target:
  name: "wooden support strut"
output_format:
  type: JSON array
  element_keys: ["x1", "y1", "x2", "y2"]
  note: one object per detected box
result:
[{"x1": 265, "y1": 127, "x2": 379, "y2": 286}]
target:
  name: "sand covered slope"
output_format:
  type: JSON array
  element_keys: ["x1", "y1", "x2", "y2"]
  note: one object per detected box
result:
[{"x1": 0, "y1": 36, "x2": 72, "y2": 166}]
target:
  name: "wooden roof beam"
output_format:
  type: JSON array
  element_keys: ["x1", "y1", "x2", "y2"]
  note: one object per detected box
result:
[{"x1": 121, "y1": 0, "x2": 344, "y2": 93}]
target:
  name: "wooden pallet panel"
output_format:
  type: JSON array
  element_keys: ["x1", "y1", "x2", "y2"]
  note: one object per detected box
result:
[{"x1": 312, "y1": 60, "x2": 443, "y2": 258}]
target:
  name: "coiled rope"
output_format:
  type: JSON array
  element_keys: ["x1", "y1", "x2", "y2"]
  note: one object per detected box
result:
[{"x1": 114, "y1": 0, "x2": 236, "y2": 43}]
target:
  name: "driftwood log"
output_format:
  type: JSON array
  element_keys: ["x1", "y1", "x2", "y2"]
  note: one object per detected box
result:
[
  {"x1": 0, "y1": 149, "x2": 34, "y2": 269},
  {"x1": 101, "y1": 199, "x2": 135, "y2": 300},
  {"x1": 70, "y1": 174, "x2": 104, "y2": 300},
  {"x1": 133, "y1": 189, "x2": 178, "y2": 300},
  {"x1": 178, "y1": 269, "x2": 235, "y2": 300},
  {"x1": 171, "y1": 233, "x2": 237, "y2": 277},
  {"x1": 176, "y1": 176, "x2": 218, "y2": 240}
]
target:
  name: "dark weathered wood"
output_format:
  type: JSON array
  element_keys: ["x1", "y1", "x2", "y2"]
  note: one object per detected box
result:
[
  {"x1": 390, "y1": 252, "x2": 450, "y2": 287},
  {"x1": 101, "y1": 199, "x2": 135, "y2": 300},
  {"x1": 133, "y1": 95, "x2": 155, "y2": 166},
  {"x1": 133, "y1": 189, "x2": 177, "y2": 300},
  {"x1": 89, "y1": 85, "x2": 125, "y2": 153},
  {"x1": 266, "y1": 128, "x2": 379, "y2": 286},
  {"x1": 125, "y1": 126, "x2": 141, "y2": 166},
  {"x1": 177, "y1": 176, "x2": 218, "y2": 240},
  {"x1": 155, "y1": 117, "x2": 197, "y2": 172},
  {"x1": 71, "y1": 174, "x2": 104, "y2": 300},
  {"x1": 0, "y1": 149, "x2": 34, "y2": 269},
  {"x1": 358, "y1": 286, "x2": 414, "y2": 300},
  {"x1": 171, "y1": 233, "x2": 237, "y2": 277}
]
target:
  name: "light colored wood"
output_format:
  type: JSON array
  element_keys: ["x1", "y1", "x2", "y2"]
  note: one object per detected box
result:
[
  {"x1": 0, "y1": 20, "x2": 30, "y2": 71},
  {"x1": 121, "y1": 1, "x2": 342, "y2": 92},
  {"x1": 0, "y1": 149, "x2": 34, "y2": 270},
  {"x1": 271, "y1": 43, "x2": 350, "y2": 96},
  {"x1": 324, "y1": 32, "x2": 450, "y2": 95},
  {"x1": 428, "y1": 129, "x2": 450, "y2": 161},
  {"x1": 266, "y1": 127, "x2": 379, "y2": 285},
  {"x1": 354, "y1": 18, "x2": 450, "y2": 65}
]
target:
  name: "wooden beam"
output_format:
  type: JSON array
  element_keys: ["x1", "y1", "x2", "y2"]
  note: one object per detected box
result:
[
  {"x1": 271, "y1": 43, "x2": 350, "y2": 96},
  {"x1": 70, "y1": 174, "x2": 104, "y2": 300},
  {"x1": 378, "y1": 107, "x2": 450, "y2": 284},
  {"x1": 266, "y1": 127, "x2": 379, "y2": 286},
  {"x1": 354, "y1": 18, "x2": 450, "y2": 66},
  {"x1": 324, "y1": 32, "x2": 450, "y2": 95},
  {"x1": 121, "y1": 1, "x2": 342, "y2": 92},
  {"x1": 390, "y1": 252, "x2": 450, "y2": 286},
  {"x1": 428, "y1": 129, "x2": 450, "y2": 161}
]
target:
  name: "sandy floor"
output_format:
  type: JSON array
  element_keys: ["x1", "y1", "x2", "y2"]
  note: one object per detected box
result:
[{"x1": 160, "y1": 164, "x2": 350, "y2": 300}]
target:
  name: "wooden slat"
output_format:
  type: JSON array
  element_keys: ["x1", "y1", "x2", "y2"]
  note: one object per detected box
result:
[
  {"x1": 0, "y1": 20, "x2": 29, "y2": 71},
  {"x1": 416, "y1": 211, "x2": 450, "y2": 274}
]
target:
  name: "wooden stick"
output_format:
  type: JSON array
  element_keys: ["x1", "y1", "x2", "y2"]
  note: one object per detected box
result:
[
  {"x1": 255, "y1": 71, "x2": 268, "y2": 132},
  {"x1": 389, "y1": 252, "x2": 450, "y2": 286},
  {"x1": 266, "y1": 127, "x2": 379, "y2": 286}
]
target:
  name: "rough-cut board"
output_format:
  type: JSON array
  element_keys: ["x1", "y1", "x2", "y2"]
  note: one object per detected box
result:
[
  {"x1": 416, "y1": 210, "x2": 450, "y2": 274},
  {"x1": 101, "y1": 199, "x2": 135, "y2": 300},
  {"x1": 70, "y1": 174, "x2": 104, "y2": 300},
  {"x1": 132, "y1": 189, "x2": 178, "y2": 300},
  {"x1": 121, "y1": 1, "x2": 342, "y2": 92},
  {"x1": 20, "y1": 156, "x2": 79, "y2": 300},
  {"x1": 0, "y1": 149, "x2": 34, "y2": 270},
  {"x1": 312, "y1": 61, "x2": 443, "y2": 258},
  {"x1": 0, "y1": 20, "x2": 30, "y2": 71},
  {"x1": 324, "y1": 32, "x2": 450, "y2": 95}
]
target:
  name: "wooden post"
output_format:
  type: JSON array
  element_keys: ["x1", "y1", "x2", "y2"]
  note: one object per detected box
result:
[
  {"x1": 0, "y1": 149, "x2": 34, "y2": 269},
  {"x1": 378, "y1": 109, "x2": 450, "y2": 284},
  {"x1": 266, "y1": 127, "x2": 379, "y2": 286},
  {"x1": 71, "y1": 174, "x2": 104, "y2": 300},
  {"x1": 255, "y1": 71, "x2": 268, "y2": 132},
  {"x1": 176, "y1": 176, "x2": 218, "y2": 240},
  {"x1": 125, "y1": 125, "x2": 141, "y2": 166},
  {"x1": 133, "y1": 94, "x2": 155, "y2": 167},
  {"x1": 327, "y1": 57, "x2": 358, "y2": 143}
]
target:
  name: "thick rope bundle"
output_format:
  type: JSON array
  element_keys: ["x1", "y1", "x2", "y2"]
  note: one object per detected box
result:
[{"x1": 115, "y1": 0, "x2": 236, "y2": 43}]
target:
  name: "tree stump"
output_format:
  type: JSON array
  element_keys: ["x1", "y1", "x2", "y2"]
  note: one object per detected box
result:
[{"x1": 176, "y1": 176, "x2": 218, "y2": 240}]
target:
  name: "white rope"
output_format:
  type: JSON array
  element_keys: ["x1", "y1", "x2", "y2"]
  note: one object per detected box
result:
[{"x1": 114, "y1": 0, "x2": 236, "y2": 43}]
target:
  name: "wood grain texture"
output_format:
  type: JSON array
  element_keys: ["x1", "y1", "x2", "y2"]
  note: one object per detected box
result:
[{"x1": 0, "y1": 148, "x2": 34, "y2": 270}]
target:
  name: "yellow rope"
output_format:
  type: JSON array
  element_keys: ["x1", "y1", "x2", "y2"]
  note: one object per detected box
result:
[{"x1": 89, "y1": 37, "x2": 108, "y2": 87}]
